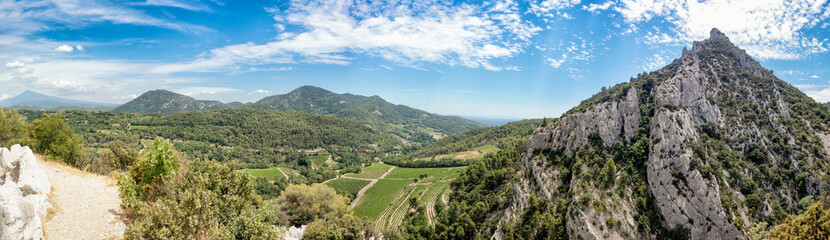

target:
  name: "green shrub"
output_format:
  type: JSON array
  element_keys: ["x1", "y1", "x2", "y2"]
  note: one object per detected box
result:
[
  {"x1": 303, "y1": 215, "x2": 373, "y2": 240},
  {"x1": 277, "y1": 184, "x2": 352, "y2": 226},
  {"x1": 118, "y1": 137, "x2": 181, "y2": 214},
  {"x1": 124, "y1": 160, "x2": 282, "y2": 239},
  {"x1": 18, "y1": 113, "x2": 83, "y2": 165}
]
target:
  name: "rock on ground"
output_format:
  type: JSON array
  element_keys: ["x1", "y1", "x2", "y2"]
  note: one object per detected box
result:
[{"x1": 0, "y1": 145, "x2": 51, "y2": 240}]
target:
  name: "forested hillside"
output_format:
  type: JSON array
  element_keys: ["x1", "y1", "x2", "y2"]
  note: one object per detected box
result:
[
  {"x1": 112, "y1": 89, "x2": 228, "y2": 115},
  {"x1": 410, "y1": 119, "x2": 541, "y2": 158},
  {"x1": 251, "y1": 86, "x2": 487, "y2": 145}
]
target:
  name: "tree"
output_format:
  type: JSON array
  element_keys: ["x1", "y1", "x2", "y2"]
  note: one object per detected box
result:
[
  {"x1": 18, "y1": 113, "x2": 83, "y2": 165},
  {"x1": 769, "y1": 202, "x2": 830, "y2": 240},
  {"x1": 409, "y1": 196, "x2": 419, "y2": 209},
  {"x1": 277, "y1": 184, "x2": 352, "y2": 226},
  {"x1": 0, "y1": 108, "x2": 27, "y2": 147}
]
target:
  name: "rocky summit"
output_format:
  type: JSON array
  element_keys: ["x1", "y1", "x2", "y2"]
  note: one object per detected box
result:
[{"x1": 491, "y1": 28, "x2": 830, "y2": 239}]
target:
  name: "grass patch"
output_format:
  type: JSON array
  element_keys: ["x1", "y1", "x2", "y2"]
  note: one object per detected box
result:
[
  {"x1": 346, "y1": 163, "x2": 393, "y2": 179},
  {"x1": 324, "y1": 178, "x2": 371, "y2": 200},
  {"x1": 385, "y1": 167, "x2": 463, "y2": 181},
  {"x1": 240, "y1": 167, "x2": 286, "y2": 182},
  {"x1": 309, "y1": 154, "x2": 329, "y2": 168},
  {"x1": 354, "y1": 179, "x2": 413, "y2": 220}
]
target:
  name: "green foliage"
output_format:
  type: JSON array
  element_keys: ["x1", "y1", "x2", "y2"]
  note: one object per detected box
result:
[
  {"x1": 251, "y1": 86, "x2": 485, "y2": 146},
  {"x1": 119, "y1": 137, "x2": 180, "y2": 213},
  {"x1": 101, "y1": 140, "x2": 139, "y2": 171},
  {"x1": 277, "y1": 184, "x2": 352, "y2": 226},
  {"x1": 769, "y1": 202, "x2": 830, "y2": 240},
  {"x1": 112, "y1": 89, "x2": 228, "y2": 115},
  {"x1": 303, "y1": 215, "x2": 375, "y2": 240},
  {"x1": 324, "y1": 178, "x2": 371, "y2": 200},
  {"x1": 410, "y1": 119, "x2": 540, "y2": 158},
  {"x1": 0, "y1": 108, "x2": 27, "y2": 147},
  {"x1": 124, "y1": 160, "x2": 282, "y2": 239},
  {"x1": 18, "y1": 113, "x2": 83, "y2": 165}
]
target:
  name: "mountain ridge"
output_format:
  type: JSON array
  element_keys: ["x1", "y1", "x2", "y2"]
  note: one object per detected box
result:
[
  {"x1": 0, "y1": 90, "x2": 117, "y2": 110},
  {"x1": 436, "y1": 28, "x2": 830, "y2": 240},
  {"x1": 111, "y1": 89, "x2": 228, "y2": 115}
]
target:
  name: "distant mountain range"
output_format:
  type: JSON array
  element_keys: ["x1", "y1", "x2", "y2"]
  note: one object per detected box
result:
[
  {"x1": 0, "y1": 90, "x2": 117, "y2": 110},
  {"x1": 110, "y1": 86, "x2": 486, "y2": 145},
  {"x1": 112, "y1": 89, "x2": 228, "y2": 115}
]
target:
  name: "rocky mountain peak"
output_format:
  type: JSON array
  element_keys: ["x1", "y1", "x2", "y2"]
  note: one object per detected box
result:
[
  {"x1": 495, "y1": 29, "x2": 830, "y2": 240},
  {"x1": 708, "y1": 27, "x2": 729, "y2": 42}
]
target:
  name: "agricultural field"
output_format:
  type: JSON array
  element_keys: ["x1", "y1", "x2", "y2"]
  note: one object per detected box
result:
[
  {"x1": 240, "y1": 167, "x2": 287, "y2": 182},
  {"x1": 324, "y1": 178, "x2": 371, "y2": 200},
  {"x1": 353, "y1": 166, "x2": 463, "y2": 232},
  {"x1": 344, "y1": 163, "x2": 394, "y2": 179},
  {"x1": 308, "y1": 154, "x2": 330, "y2": 169},
  {"x1": 417, "y1": 144, "x2": 500, "y2": 161}
]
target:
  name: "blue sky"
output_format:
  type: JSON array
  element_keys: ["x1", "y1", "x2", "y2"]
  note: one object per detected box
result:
[{"x1": 1, "y1": 0, "x2": 829, "y2": 119}]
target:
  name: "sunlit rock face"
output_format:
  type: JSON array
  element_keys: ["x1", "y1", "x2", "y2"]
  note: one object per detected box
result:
[{"x1": 0, "y1": 145, "x2": 51, "y2": 240}]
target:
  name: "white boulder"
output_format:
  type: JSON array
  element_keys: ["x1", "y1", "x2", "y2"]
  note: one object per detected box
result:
[{"x1": 0, "y1": 145, "x2": 51, "y2": 240}]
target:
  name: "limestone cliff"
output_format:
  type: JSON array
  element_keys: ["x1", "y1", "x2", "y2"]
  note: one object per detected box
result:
[{"x1": 495, "y1": 29, "x2": 830, "y2": 240}]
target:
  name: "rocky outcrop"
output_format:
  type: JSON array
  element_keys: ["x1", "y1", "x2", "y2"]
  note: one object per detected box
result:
[
  {"x1": 0, "y1": 145, "x2": 51, "y2": 240},
  {"x1": 527, "y1": 87, "x2": 641, "y2": 153},
  {"x1": 495, "y1": 28, "x2": 826, "y2": 240},
  {"x1": 283, "y1": 225, "x2": 306, "y2": 240}
]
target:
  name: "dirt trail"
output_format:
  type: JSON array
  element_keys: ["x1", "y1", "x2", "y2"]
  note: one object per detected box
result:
[
  {"x1": 349, "y1": 166, "x2": 396, "y2": 207},
  {"x1": 276, "y1": 168, "x2": 290, "y2": 181},
  {"x1": 38, "y1": 158, "x2": 127, "y2": 240}
]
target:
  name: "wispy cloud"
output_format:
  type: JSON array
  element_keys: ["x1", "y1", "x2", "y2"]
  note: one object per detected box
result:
[
  {"x1": 150, "y1": 0, "x2": 542, "y2": 73},
  {"x1": 614, "y1": 0, "x2": 830, "y2": 59},
  {"x1": 0, "y1": 0, "x2": 212, "y2": 36},
  {"x1": 141, "y1": 0, "x2": 215, "y2": 12},
  {"x1": 811, "y1": 75, "x2": 820, "y2": 79},
  {"x1": 249, "y1": 89, "x2": 271, "y2": 95},
  {"x1": 582, "y1": 1, "x2": 614, "y2": 13}
]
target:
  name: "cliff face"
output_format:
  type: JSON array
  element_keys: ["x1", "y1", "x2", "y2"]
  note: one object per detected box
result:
[{"x1": 498, "y1": 29, "x2": 830, "y2": 239}]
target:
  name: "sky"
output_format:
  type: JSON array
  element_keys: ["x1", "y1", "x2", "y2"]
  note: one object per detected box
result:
[{"x1": 0, "y1": 0, "x2": 829, "y2": 119}]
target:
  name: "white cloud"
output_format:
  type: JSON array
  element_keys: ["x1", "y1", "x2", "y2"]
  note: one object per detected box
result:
[
  {"x1": 150, "y1": 0, "x2": 541, "y2": 73},
  {"x1": 176, "y1": 87, "x2": 239, "y2": 96},
  {"x1": 546, "y1": 57, "x2": 565, "y2": 68},
  {"x1": 380, "y1": 64, "x2": 394, "y2": 70},
  {"x1": 114, "y1": 93, "x2": 139, "y2": 100},
  {"x1": 54, "y1": 45, "x2": 74, "y2": 52},
  {"x1": 805, "y1": 87, "x2": 830, "y2": 102},
  {"x1": 613, "y1": 0, "x2": 830, "y2": 59},
  {"x1": 142, "y1": 0, "x2": 214, "y2": 12},
  {"x1": 582, "y1": 1, "x2": 615, "y2": 13},
  {"x1": 5, "y1": 61, "x2": 25, "y2": 68},
  {"x1": 795, "y1": 84, "x2": 820, "y2": 90},
  {"x1": 642, "y1": 53, "x2": 668, "y2": 71},
  {"x1": 529, "y1": 0, "x2": 582, "y2": 16},
  {"x1": 75, "y1": 45, "x2": 84, "y2": 51},
  {"x1": 0, "y1": 0, "x2": 211, "y2": 36},
  {"x1": 250, "y1": 89, "x2": 271, "y2": 95},
  {"x1": 811, "y1": 75, "x2": 820, "y2": 78},
  {"x1": 0, "y1": 94, "x2": 11, "y2": 102}
]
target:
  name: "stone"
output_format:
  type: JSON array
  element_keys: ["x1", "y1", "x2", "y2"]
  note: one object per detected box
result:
[{"x1": 0, "y1": 145, "x2": 51, "y2": 240}]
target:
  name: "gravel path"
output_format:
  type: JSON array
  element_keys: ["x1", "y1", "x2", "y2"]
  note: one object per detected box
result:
[{"x1": 39, "y1": 159, "x2": 127, "y2": 240}]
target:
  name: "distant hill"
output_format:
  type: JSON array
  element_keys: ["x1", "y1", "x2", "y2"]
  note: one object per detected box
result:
[
  {"x1": 112, "y1": 90, "x2": 227, "y2": 115},
  {"x1": 409, "y1": 118, "x2": 541, "y2": 158},
  {"x1": 0, "y1": 90, "x2": 116, "y2": 110},
  {"x1": 251, "y1": 86, "x2": 487, "y2": 145}
]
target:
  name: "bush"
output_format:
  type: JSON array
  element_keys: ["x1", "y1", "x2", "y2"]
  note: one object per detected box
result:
[
  {"x1": 769, "y1": 202, "x2": 830, "y2": 240},
  {"x1": 277, "y1": 184, "x2": 352, "y2": 226},
  {"x1": 303, "y1": 215, "x2": 374, "y2": 240},
  {"x1": 118, "y1": 137, "x2": 181, "y2": 213},
  {"x1": 18, "y1": 113, "x2": 83, "y2": 165},
  {"x1": 0, "y1": 108, "x2": 27, "y2": 147},
  {"x1": 124, "y1": 160, "x2": 282, "y2": 239}
]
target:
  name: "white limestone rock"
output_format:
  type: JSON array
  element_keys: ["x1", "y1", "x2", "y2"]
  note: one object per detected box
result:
[{"x1": 0, "y1": 145, "x2": 51, "y2": 240}]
